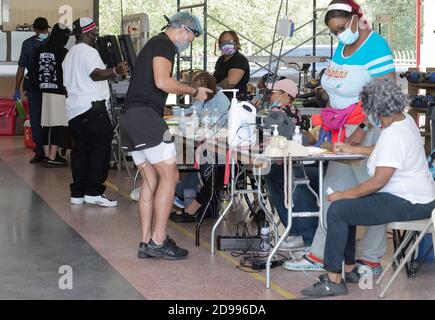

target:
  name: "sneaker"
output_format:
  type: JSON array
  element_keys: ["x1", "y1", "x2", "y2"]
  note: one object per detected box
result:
[
  {"x1": 144, "y1": 236, "x2": 189, "y2": 260},
  {"x1": 71, "y1": 197, "x2": 84, "y2": 205},
  {"x1": 356, "y1": 259, "x2": 383, "y2": 276},
  {"x1": 319, "y1": 267, "x2": 360, "y2": 284},
  {"x1": 301, "y1": 275, "x2": 348, "y2": 297},
  {"x1": 84, "y1": 194, "x2": 118, "y2": 207},
  {"x1": 279, "y1": 236, "x2": 306, "y2": 251},
  {"x1": 43, "y1": 154, "x2": 68, "y2": 168},
  {"x1": 137, "y1": 242, "x2": 153, "y2": 259},
  {"x1": 173, "y1": 194, "x2": 185, "y2": 209},
  {"x1": 283, "y1": 253, "x2": 324, "y2": 271},
  {"x1": 30, "y1": 154, "x2": 45, "y2": 164}
]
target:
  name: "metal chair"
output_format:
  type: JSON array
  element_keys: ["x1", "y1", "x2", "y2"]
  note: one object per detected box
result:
[{"x1": 376, "y1": 209, "x2": 435, "y2": 298}]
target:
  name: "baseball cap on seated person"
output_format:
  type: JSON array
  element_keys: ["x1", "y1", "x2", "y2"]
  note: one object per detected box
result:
[
  {"x1": 33, "y1": 17, "x2": 51, "y2": 30},
  {"x1": 267, "y1": 79, "x2": 299, "y2": 98},
  {"x1": 72, "y1": 17, "x2": 97, "y2": 35}
]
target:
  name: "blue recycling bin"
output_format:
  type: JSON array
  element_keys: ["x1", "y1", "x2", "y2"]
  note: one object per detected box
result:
[{"x1": 417, "y1": 234, "x2": 434, "y2": 262}]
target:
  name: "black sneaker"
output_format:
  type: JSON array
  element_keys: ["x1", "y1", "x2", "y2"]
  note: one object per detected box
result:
[
  {"x1": 319, "y1": 268, "x2": 361, "y2": 284},
  {"x1": 44, "y1": 154, "x2": 68, "y2": 168},
  {"x1": 301, "y1": 275, "x2": 348, "y2": 297},
  {"x1": 137, "y1": 242, "x2": 153, "y2": 259},
  {"x1": 30, "y1": 154, "x2": 45, "y2": 164},
  {"x1": 144, "y1": 236, "x2": 189, "y2": 260}
]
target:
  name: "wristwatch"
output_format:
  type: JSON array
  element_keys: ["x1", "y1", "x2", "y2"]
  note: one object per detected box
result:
[{"x1": 359, "y1": 122, "x2": 369, "y2": 133}]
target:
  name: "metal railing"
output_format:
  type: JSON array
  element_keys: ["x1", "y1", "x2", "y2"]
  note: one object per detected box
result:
[{"x1": 394, "y1": 50, "x2": 417, "y2": 67}]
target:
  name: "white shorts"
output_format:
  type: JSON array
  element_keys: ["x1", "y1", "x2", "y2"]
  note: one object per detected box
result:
[{"x1": 130, "y1": 142, "x2": 176, "y2": 165}]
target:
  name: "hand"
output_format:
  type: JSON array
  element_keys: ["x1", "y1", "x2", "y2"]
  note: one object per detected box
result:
[
  {"x1": 194, "y1": 87, "x2": 213, "y2": 101},
  {"x1": 327, "y1": 191, "x2": 345, "y2": 203},
  {"x1": 333, "y1": 142, "x2": 353, "y2": 154},
  {"x1": 13, "y1": 89, "x2": 21, "y2": 101},
  {"x1": 115, "y1": 61, "x2": 129, "y2": 76},
  {"x1": 346, "y1": 127, "x2": 366, "y2": 146}
]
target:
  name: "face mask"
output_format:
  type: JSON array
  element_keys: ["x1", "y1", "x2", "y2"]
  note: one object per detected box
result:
[
  {"x1": 336, "y1": 15, "x2": 359, "y2": 45},
  {"x1": 175, "y1": 30, "x2": 190, "y2": 53},
  {"x1": 368, "y1": 114, "x2": 382, "y2": 128},
  {"x1": 270, "y1": 100, "x2": 281, "y2": 108},
  {"x1": 220, "y1": 41, "x2": 237, "y2": 56},
  {"x1": 37, "y1": 33, "x2": 49, "y2": 41}
]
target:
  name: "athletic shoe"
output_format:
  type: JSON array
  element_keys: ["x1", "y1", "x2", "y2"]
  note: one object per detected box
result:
[
  {"x1": 319, "y1": 267, "x2": 360, "y2": 284},
  {"x1": 301, "y1": 275, "x2": 348, "y2": 297},
  {"x1": 30, "y1": 154, "x2": 45, "y2": 164},
  {"x1": 84, "y1": 194, "x2": 118, "y2": 207},
  {"x1": 282, "y1": 253, "x2": 324, "y2": 271},
  {"x1": 43, "y1": 154, "x2": 68, "y2": 168},
  {"x1": 173, "y1": 194, "x2": 185, "y2": 209},
  {"x1": 279, "y1": 236, "x2": 306, "y2": 251},
  {"x1": 71, "y1": 197, "x2": 84, "y2": 205},
  {"x1": 356, "y1": 259, "x2": 383, "y2": 276},
  {"x1": 169, "y1": 209, "x2": 196, "y2": 223},
  {"x1": 137, "y1": 242, "x2": 152, "y2": 259},
  {"x1": 144, "y1": 236, "x2": 189, "y2": 260}
]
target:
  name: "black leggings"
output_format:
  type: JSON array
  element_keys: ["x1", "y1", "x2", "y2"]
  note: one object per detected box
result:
[
  {"x1": 42, "y1": 126, "x2": 62, "y2": 146},
  {"x1": 195, "y1": 165, "x2": 226, "y2": 205}
]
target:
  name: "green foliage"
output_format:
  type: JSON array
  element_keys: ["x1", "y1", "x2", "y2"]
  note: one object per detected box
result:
[{"x1": 98, "y1": 0, "x2": 416, "y2": 55}]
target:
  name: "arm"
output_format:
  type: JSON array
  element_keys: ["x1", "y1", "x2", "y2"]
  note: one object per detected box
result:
[
  {"x1": 334, "y1": 143, "x2": 374, "y2": 156},
  {"x1": 329, "y1": 166, "x2": 395, "y2": 201},
  {"x1": 153, "y1": 57, "x2": 211, "y2": 100},
  {"x1": 15, "y1": 67, "x2": 25, "y2": 91},
  {"x1": 90, "y1": 61, "x2": 129, "y2": 82},
  {"x1": 217, "y1": 68, "x2": 245, "y2": 89}
]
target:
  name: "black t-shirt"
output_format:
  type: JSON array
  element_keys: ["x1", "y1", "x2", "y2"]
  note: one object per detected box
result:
[
  {"x1": 18, "y1": 36, "x2": 48, "y2": 91},
  {"x1": 34, "y1": 45, "x2": 68, "y2": 95},
  {"x1": 124, "y1": 33, "x2": 177, "y2": 117},
  {"x1": 214, "y1": 51, "x2": 250, "y2": 101}
]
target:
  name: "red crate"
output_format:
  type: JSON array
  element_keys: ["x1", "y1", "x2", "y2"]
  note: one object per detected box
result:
[{"x1": 0, "y1": 99, "x2": 16, "y2": 136}]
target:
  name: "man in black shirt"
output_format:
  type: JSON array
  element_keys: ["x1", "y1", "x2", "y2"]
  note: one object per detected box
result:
[
  {"x1": 120, "y1": 11, "x2": 211, "y2": 260},
  {"x1": 14, "y1": 17, "x2": 50, "y2": 163}
]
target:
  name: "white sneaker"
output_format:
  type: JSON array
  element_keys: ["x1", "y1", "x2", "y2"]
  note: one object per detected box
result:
[
  {"x1": 84, "y1": 194, "x2": 118, "y2": 207},
  {"x1": 279, "y1": 236, "x2": 306, "y2": 251},
  {"x1": 71, "y1": 197, "x2": 84, "y2": 205},
  {"x1": 282, "y1": 254, "x2": 324, "y2": 271}
]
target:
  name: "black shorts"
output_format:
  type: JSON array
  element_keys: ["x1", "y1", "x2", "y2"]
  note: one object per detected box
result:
[{"x1": 119, "y1": 107, "x2": 172, "y2": 152}]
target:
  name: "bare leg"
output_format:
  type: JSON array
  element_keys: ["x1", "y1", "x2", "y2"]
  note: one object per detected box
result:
[
  {"x1": 43, "y1": 145, "x2": 50, "y2": 158},
  {"x1": 138, "y1": 162, "x2": 158, "y2": 244},
  {"x1": 151, "y1": 157, "x2": 179, "y2": 244},
  {"x1": 49, "y1": 145, "x2": 59, "y2": 160}
]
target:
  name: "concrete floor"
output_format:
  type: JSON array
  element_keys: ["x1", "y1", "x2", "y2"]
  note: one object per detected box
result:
[{"x1": 0, "y1": 136, "x2": 434, "y2": 300}]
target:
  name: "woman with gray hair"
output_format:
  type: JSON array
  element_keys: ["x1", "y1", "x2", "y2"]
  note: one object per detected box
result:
[{"x1": 301, "y1": 78, "x2": 435, "y2": 297}]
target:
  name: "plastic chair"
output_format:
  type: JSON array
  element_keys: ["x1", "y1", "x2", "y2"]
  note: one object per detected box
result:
[{"x1": 376, "y1": 209, "x2": 435, "y2": 298}]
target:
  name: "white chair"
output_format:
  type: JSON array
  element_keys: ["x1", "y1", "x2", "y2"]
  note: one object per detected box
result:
[{"x1": 376, "y1": 209, "x2": 435, "y2": 298}]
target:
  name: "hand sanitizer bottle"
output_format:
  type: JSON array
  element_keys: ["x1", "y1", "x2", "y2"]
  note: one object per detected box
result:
[
  {"x1": 179, "y1": 108, "x2": 186, "y2": 131},
  {"x1": 292, "y1": 126, "x2": 303, "y2": 145}
]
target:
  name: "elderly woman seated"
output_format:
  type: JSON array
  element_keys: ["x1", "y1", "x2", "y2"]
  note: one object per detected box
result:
[{"x1": 301, "y1": 78, "x2": 435, "y2": 297}]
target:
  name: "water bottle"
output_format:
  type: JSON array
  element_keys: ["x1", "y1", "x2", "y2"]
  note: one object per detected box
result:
[
  {"x1": 292, "y1": 125, "x2": 303, "y2": 145},
  {"x1": 202, "y1": 109, "x2": 210, "y2": 129},
  {"x1": 179, "y1": 108, "x2": 186, "y2": 131},
  {"x1": 260, "y1": 221, "x2": 270, "y2": 253},
  {"x1": 212, "y1": 107, "x2": 219, "y2": 124},
  {"x1": 192, "y1": 106, "x2": 200, "y2": 129}
]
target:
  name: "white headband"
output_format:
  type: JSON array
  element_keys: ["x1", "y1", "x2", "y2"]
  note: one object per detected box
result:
[{"x1": 327, "y1": 4, "x2": 353, "y2": 13}]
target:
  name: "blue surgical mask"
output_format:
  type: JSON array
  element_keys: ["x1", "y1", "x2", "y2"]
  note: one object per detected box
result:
[
  {"x1": 175, "y1": 30, "x2": 190, "y2": 53},
  {"x1": 37, "y1": 32, "x2": 49, "y2": 41},
  {"x1": 336, "y1": 15, "x2": 359, "y2": 45},
  {"x1": 270, "y1": 100, "x2": 281, "y2": 108}
]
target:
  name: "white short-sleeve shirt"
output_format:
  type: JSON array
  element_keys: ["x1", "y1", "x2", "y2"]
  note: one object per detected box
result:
[
  {"x1": 367, "y1": 113, "x2": 435, "y2": 204},
  {"x1": 62, "y1": 43, "x2": 110, "y2": 121}
]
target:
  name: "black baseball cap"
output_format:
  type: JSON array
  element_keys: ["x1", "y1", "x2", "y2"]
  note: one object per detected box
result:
[{"x1": 33, "y1": 17, "x2": 51, "y2": 30}]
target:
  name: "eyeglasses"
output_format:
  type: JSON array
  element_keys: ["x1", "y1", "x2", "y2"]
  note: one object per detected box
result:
[
  {"x1": 329, "y1": 18, "x2": 351, "y2": 36},
  {"x1": 182, "y1": 25, "x2": 199, "y2": 37}
]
